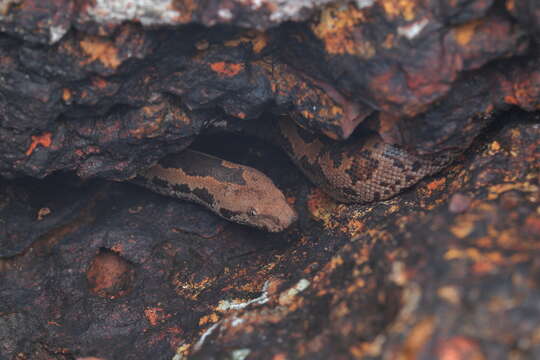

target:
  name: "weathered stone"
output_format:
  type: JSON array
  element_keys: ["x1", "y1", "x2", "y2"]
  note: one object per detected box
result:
[{"x1": 1, "y1": 1, "x2": 540, "y2": 359}]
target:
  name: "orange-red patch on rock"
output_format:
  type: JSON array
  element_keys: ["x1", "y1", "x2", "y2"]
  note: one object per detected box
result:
[
  {"x1": 312, "y1": 4, "x2": 372, "y2": 56},
  {"x1": 401, "y1": 317, "x2": 435, "y2": 357},
  {"x1": 26, "y1": 132, "x2": 52, "y2": 156},
  {"x1": 80, "y1": 36, "x2": 121, "y2": 69},
  {"x1": 427, "y1": 177, "x2": 446, "y2": 192},
  {"x1": 92, "y1": 76, "x2": 108, "y2": 88},
  {"x1": 307, "y1": 188, "x2": 341, "y2": 230},
  {"x1": 524, "y1": 214, "x2": 540, "y2": 237},
  {"x1": 210, "y1": 61, "x2": 244, "y2": 77},
  {"x1": 144, "y1": 307, "x2": 171, "y2": 326},
  {"x1": 62, "y1": 88, "x2": 72, "y2": 102},
  {"x1": 453, "y1": 19, "x2": 482, "y2": 46},
  {"x1": 436, "y1": 336, "x2": 485, "y2": 360},
  {"x1": 86, "y1": 251, "x2": 135, "y2": 299}
]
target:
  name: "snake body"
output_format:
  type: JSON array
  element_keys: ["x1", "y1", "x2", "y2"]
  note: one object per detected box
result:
[
  {"x1": 132, "y1": 149, "x2": 297, "y2": 232},
  {"x1": 273, "y1": 118, "x2": 452, "y2": 203},
  {"x1": 133, "y1": 118, "x2": 453, "y2": 231},
  {"x1": 132, "y1": 149, "x2": 298, "y2": 232}
]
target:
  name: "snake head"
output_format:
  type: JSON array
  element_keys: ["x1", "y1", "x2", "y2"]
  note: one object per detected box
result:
[
  {"x1": 244, "y1": 199, "x2": 298, "y2": 232},
  {"x1": 225, "y1": 168, "x2": 298, "y2": 232}
]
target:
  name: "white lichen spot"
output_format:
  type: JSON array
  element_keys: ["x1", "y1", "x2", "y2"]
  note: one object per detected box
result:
[
  {"x1": 355, "y1": 0, "x2": 375, "y2": 9},
  {"x1": 87, "y1": 0, "x2": 181, "y2": 26},
  {"x1": 278, "y1": 278, "x2": 310, "y2": 305},
  {"x1": 217, "y1": 280, "x2": 270, "y2": 311},
  {"x1": 266, "y1": 0, "x2": 336, "y2": 22},
  {"x1": 218, "y1": 8, "x2": 233, "y2": 20},
  {"x1": 230, "y1": 316, "x2": 245, "y2": 327},
  {"x1": 251, "y1": 0, "x2": 263, "y2": 9},
  {"x1": 193, "y1": 321, "x2": 221, "y2": 352},
  {"x1": 295, "y1": 278, "x2": 310, "y2": 291},
  {"x1": 231, "y1": 349, "x2": 251, "y2": 360},
  {"x1": 397, "y1": 18, "x2": 429, "y2": 40},
  {"x1": 49, "y1": 25, "x2": 69, "y2": 44}
]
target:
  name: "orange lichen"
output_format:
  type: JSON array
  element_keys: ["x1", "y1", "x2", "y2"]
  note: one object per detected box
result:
[
  {"x1": 444, "y1": 247, "x2": 518, "y2": 274},
  {"x1": 26, "y1": 132, "x2": 52, "y2": 156},
  {"x1": 426, "y1": 177, "x2": 446, "y2": 192},
  {"x1": 307, "y1": 188, "x2": 341, "y2": 230},
  {"x1": 472, "y1": 260, "x2": 496, "y2": 274},
  {"x1": 172, "y1": 273, "x2": 217, "y2": 300},
  {"x1": 490, "y1": 141, "x2": 501, "y2": 151},
  {"x1": 341, "y1": 218, "x2": 365, "y2": 238},
  {"x1": 128, "y1": 104, "x2": 167, "y2": 138},
  {"x1": 453, "y1": 19, "x2": 482, "y2": 46},
  {"x1": 437, "y1": 336, "x2": 486, "y2": 360},
  {"x1": 252, "y1": 33, "x2": 269, "y2": 53},
  {"x1": 487, "y1": 182, "x2": 538, "y2": 200},
  {"x1": 316, "y1": 104, "x2": 344, "y2": 121},
  {"x1": 92, "y1": 76, "x2": 108, "y2": 89},
  {"x1": 450, "y1": 216, "x2": 475, "y2": 238},
  {"x1": 301, "y1": 109, "x2": 315, "y2": 119},
  {"x1": 444, "y1": 247, "x2": 477, "y2": 261},
  {"x1": 312, "y1": 4, "x2": 373, "y2": 57},
  {"x1": 382, "y1": 33, "x2": 396, "y2": 49},
  {"x1": 144, "y1": 307, "x2": 161, "y2": 326},
  {"x1": 234, "y1": 111, "x2": 246, "y2": 119},
  {"x1": 401, "y1": 317, "x2": 435, "y2": 357},
  {"x1": 62, "y1": 88, "x2": 72, "y2": 102},
  {"x1": 506, "y1": 0, "x2": 515, "y2": 12},
  {"x1": 437, "y1": 286, "x2": 461, "y2": 305},
  {"x1": 504, "y1": 94, "x2": 519, "y2": 106},
  {"x1": 79, "y1": 36, "x2": 121, "y2": 69},
  {"x1": 225, "y1": 31, "x2": 268, "y2": 53},
  {"x1": 198, "y1": 313, "x2": 219, "y2": 326},
  {"x1": 381, "y1": 0, "x2": 417, "y2": 21},
  {"x1": 144, "y1": 307, "x2": 172, "y2": 326},
  {"x1": 210, "y1": 61, "x2": 244, "y2": 77},
  {"x1": 345, "y1": 278, "x2": 366, "y2": 294}
]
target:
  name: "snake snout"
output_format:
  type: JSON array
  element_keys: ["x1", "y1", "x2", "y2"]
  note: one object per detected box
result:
[{"x1": 250, "y1": 201, "x2": 298, "y2": 232}]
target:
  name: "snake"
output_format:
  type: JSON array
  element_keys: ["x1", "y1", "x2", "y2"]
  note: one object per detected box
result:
[
  {"x1": 132, "y1": 148, "x2": 298, "y2": 232},
  {"x1": 132, "y1": 117, "x2": 453, "y2": 232}
]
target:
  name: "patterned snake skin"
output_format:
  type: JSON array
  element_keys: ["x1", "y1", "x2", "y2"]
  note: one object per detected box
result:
[
  {"x1": 133, "y1": 118, "x2": 453, "y2": 232},
  {"x1": 274, "y1": 118, "x2": 453, "y2": 203}
]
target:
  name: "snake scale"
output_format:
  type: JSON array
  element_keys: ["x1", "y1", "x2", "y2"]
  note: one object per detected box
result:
[{"x1": 133, "y1": 117, "x2": 452, "y2": 232}]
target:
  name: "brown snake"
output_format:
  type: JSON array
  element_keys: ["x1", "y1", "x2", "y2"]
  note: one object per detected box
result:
[{"x1": 133, "y1": 118, "x2": 452, "y2": 232}]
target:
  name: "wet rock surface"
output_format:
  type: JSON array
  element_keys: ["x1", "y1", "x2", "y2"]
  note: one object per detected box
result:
[{"x1": 0, "y1": 0, "x2": 539, "y2": 359}]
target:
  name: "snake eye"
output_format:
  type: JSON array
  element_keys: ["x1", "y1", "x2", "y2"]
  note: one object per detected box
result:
[{"x1": 248, "y1": 207, "x2": 258, "y2": 216}]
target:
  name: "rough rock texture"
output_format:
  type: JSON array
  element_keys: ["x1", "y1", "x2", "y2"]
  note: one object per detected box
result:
[
  {"x1": 1, "y1": 0, "x2": 540, "y2": 359},
  {"x1": 0, "y1": 0, "x2": 537, "y2": 180},
  {"x1": 0, "y1": 113, "x2": 538, "y2": 360}
]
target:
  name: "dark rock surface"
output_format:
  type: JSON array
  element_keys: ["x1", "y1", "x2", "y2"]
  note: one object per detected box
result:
[
  {"x1": 0, "y1": 1, "x2": 539, "y2": 359},
  {"x1": 0, "y1": 0, "x2": 538, "y2": 180},
  {"x1": 1, "y1": 112, "x2": 538, "y2": 360}
]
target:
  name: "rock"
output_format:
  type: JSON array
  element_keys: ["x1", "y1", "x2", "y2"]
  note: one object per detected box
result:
[{"x1": 0, "y1": 1, "x2": 539, "y2": 359}]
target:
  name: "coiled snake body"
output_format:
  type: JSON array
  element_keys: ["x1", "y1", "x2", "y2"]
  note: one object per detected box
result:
[{"x1": 133, "y1": 118, "x2": 452, "y2": 232}]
